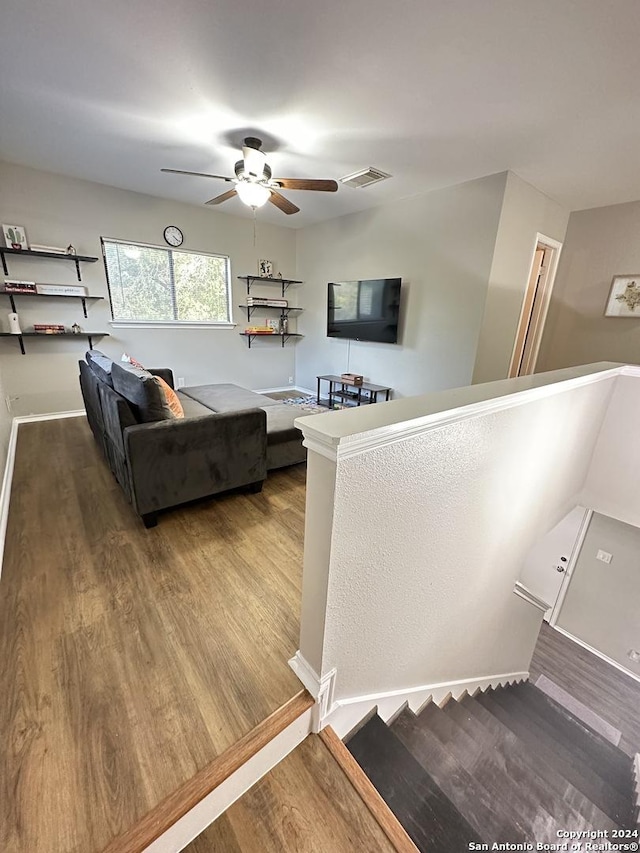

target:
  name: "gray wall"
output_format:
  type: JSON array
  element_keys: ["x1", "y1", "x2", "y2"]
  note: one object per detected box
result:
[
  {"x1": 537, "y1": 200, "x2": 640, "y2": 372},
  {"x1": 0, "y1": 161, "x2": 297, "y2": 415},
  {"x1": 473, "y1": 172, "x2": 569, "y2": 383},
  {"x1": 295, "y1": 172, "x2": 508, "y2": 397},
  {"x1": 0, "y1": 365, "x2": 11, "y2": 475},
  {"x1": 558, "y1": 511, "x2": 640, "y2": 678}
]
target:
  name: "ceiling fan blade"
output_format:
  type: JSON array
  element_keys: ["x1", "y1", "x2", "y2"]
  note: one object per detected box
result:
[
  {"x1": 268, "y1": 191, "x2": 300, "y2": 215},
  {"x1": 205, "y1": 188, "x2": 238, "y2": 206},
  {"x1": 161, "y1": 168, "x2": 233, "y2": 181},
  {"x1": 274, "y1": 178, "x2": 338, "y2": 192}
]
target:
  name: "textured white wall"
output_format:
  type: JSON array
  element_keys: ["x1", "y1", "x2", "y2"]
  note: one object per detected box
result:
[
  {"x1": 294, "y1": 172, "x2": 507, "y2": 397},
  {"x1": 581, "y1": 374, "x2": 640, "y2": 526},
  {"x1": 472, "y1": 172, "x2": 569, "y2": 384},
  {"x1": 0, "y1": 161, "x2": 297, "y2": 415},
  {"x1": 300, "y1": 368, "x2": 616, "y2": 701}
]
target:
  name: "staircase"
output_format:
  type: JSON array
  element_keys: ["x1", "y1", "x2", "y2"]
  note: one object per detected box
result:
[{"x1": 346, "y1": 680, "x2": 637, "y2": 852}]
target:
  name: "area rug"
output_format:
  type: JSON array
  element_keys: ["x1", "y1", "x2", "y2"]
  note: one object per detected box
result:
[
  {"x1": 534, "y1": 674, "x2": 622, "y2": 745},
  {"x1": 266, "y1": 394, "x2": 344, "y2": 413}
]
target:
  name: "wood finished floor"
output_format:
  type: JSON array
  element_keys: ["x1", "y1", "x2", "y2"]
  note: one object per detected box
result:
[
  {"x1": 0, "y1": 417, "x2": 305, "y2": 853},
  {"x1": 530, "y1": 622, "x2": 640, "y2": 757},
  {"x1": 184, "y1": 734, "x2": 397, "y2": 852}
]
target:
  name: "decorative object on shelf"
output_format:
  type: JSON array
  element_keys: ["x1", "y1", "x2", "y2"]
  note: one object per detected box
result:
[
  {"x1": 4, "y1": 280, "x2": 37, "y2": 293},
  {"x1": 66, "y1": 244, "x2": 77, "y2": 256},
  {"x1": 2, "y1": 224, "x2": 29, "y2": 250},
  {"x1": 36, "y1": 283, "x2": 87, "y2": 297},
  {"x1": 605, "y1": 275, "x2": 640, "y2": 317},
  {"x1": 8, "y1": 312, "x2": 21, "y2": 334},
  {"x1": 244, "y1": 325, "x2": 276, "y2": 334},
  {"x1": 259, "y1": 259, "x2": 273, "y2": 277},
  {"x1": 341, "y1": 373, "x2": 364, "y2": 385},
  {"x1": 163, "y1": 226, "x2": 184, "y2": 247},
  {"x1": 71, "y1": 323, "x2": 82, "y2": 334}
]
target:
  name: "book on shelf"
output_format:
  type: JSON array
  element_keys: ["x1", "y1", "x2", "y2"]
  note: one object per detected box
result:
[
  {"x1": 35, "y1": 283, "x2": 87, "y2": 297},
  {"x1": 246, "y1": 297, "x2": 288, "y2": 307},
  {"x1": 4, "y1": 280, "x2": 37, "y2": 293},
  {"x1": 33, "y1": 324, "x2": 66, "y2": 334},
  {"x1": 244, "y1": 326, "x2": 276, "y2": 334}
]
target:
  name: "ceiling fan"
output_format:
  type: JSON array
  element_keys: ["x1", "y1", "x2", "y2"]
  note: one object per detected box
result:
[{"x1": 162, "y1": 137, "x2": 338, "y2": 215}]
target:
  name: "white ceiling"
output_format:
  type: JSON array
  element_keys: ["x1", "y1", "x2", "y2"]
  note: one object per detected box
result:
[{"x1": 2, "y1": 0, "x2": 640, "y2": 228}]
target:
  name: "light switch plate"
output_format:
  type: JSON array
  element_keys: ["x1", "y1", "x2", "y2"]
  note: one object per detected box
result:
[
  {"x1": 596, "y1": 549, "x2": 612, "y2": 564},
  {"x1": 176, "y1": 377, "x2": 185, "y2": 389}
]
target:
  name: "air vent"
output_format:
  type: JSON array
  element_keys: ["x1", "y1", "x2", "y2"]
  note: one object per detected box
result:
[{"x1": 339, "y1": 167, "x2": 392, "y2": 189}]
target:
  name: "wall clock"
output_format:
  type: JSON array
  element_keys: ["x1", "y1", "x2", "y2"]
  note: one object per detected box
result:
[{"x1": 163, "y1": 226, "x2": 183, "y2": 247}]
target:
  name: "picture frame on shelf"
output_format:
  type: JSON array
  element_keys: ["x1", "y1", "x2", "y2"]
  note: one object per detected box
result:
[
  {"x1": 2, "y1": 224, "x2": 29, "y2": 251},
  {"x1": 258, "y1": 259, "x2": 274, "y2": 278},
  {"x1": 604, "y1": 275, "x2": 640, "y2": 317}
]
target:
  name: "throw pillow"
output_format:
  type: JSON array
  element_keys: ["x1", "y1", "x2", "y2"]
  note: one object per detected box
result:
[
  {"x1": 111, "y1": 361, "x2": 174, "y2": 422},
  {"x1": 155, "y1": 377, "x2": 185, "y2": 419}
]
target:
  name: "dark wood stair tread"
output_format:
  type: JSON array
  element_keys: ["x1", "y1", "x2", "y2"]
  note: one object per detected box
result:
[
  {"x1": 515, "y1": 682, "x2": 631, "y2": 782},
  {"x1": 477, "y1": 689, "x2": 632, "y2": 826},
  {"x1": 347, "y1": 714, "x2": 483, "y2": 852},
  {"x1": 416, "y1": 699, "x2": 590, "y2": 841},
  {"x1": 459, "y1": 693, "x2": 617, "y2": 831},
  {"x1": 392, "y1": 708, "x2": 528, "y2": 844}
]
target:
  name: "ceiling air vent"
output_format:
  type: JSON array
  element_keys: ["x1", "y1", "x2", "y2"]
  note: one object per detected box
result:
[{"x1": 339, "y1": 167, "x2": 392, "y2": 189}]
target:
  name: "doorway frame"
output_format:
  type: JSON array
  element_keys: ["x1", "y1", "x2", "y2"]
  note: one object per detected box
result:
[
  {"x1": 548, "y1": 507, "x2": 593, "y2": 626},
  {"x1": 508, "y1": 232, "x2": 563, "y2": 378}
]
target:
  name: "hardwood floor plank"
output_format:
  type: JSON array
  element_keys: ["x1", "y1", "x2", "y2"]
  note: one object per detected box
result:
[
  {"x1": 530, "y1": 623, "x2": 640, "y2": 758},
  {"x1": 0, "y1": 418, "x2": 306, "y2": 853},
  {"x1": 185, "y1": 734, "x2": 397, "y2": 852}
]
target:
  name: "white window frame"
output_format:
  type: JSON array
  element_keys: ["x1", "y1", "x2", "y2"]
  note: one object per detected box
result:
[{"x1": 101, "y1": 237, "x2": 236, "y2": 329}]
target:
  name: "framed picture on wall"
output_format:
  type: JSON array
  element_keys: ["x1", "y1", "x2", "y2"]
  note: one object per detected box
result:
[{"x1": 605, "y1": 275, "x2": 640, "y2": 317}]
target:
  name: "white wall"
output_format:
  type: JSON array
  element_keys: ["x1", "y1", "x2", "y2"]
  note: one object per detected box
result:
[
  {"x1": 295, "y1": 172, "x2": 507, "y2": 398},
  {"x1": 0, "y1": 161, "x2": 297, "y2": 415},
  {"x1": 472, "y1": 172, "x2": 569, "y2": 384},
  {"x1": 537, "y1": 200, "x2": 640, "y2": 372},
  {"x1": 0, "y1": 364, "x2": 11, "y2": 474},
  {"x1": 296, "y1": 364, "x2": 617, "y2": 701},
  {"x1": 581, "y1": 373, "x2": 640, "y2": 526}
]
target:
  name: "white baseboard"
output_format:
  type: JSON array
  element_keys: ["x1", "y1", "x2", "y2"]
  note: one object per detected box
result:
[
  {"x1": 552, "y1": 625, "x2": 640, "y2": 685},
  {"x1": 0, "y1": 409, "x2": 85, "y2": 580},
  {"x1": 288, "y1": 651, "x2": 528, "y2": 739},
  {"x1": 254, "y1": 386, "x2": 315, "y2": 396},
  {"x1": 633, "y1": 754, "x2": 640, "y2": 821},
  {"x1": 144, "y1": 705, "x2": 313, "y2": 852},
  {"x1": 326, "y1": 670, "x2": 529, "y2": 738}
]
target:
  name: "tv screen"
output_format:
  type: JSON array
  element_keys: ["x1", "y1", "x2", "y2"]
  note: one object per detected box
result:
[{"x1": 327, "y1": 278, "x2": 401, "y2": 344}]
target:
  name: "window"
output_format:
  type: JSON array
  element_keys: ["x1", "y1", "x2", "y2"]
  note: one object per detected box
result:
[{"x1": 102, "y1": 239, "x2": 232, "y2": 325}]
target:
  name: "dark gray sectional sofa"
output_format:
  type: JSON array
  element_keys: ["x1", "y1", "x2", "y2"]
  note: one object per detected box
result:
[{"x1": 78, "y1": 351, "x2": 306, "y2": 527}]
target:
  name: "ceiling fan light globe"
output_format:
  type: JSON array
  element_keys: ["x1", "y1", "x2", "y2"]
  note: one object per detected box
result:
[{"x1": 236, "y1": 182, "x2": 271, "y2": 208}]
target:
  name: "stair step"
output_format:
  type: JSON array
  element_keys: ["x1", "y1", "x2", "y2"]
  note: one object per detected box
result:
[
  {"x1": 392, "y1": 708, "x2": 528, "y2": 844},
  {"x1": 494, "y1": 686, "x2": 633, "y2": 814},
  {"x1": 478, "y1": 688, "x2": 632, "y2": 826},
  {"x1": 516, "y1": 682, "x2": 631, "y2": 787},
  {"x1": 415, "y1": 699, "x2": 588, "y2": 841},
  {"x1": 346, "y1": 714, "x2": 483, "y2": 852},
  {"x1": 459, "y1": 693, "x2": 617, "y2": 832}
]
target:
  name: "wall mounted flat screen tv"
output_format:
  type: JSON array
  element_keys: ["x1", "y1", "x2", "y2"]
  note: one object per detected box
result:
[{"x1": 327, "y1": 278, "x2": 401, "y2": 344}]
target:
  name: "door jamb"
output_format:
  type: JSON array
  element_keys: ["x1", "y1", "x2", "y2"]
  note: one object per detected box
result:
[
  {"x1": 549, "y1": 507, "x2": 592, "y2": 626},
  {"x1": 508, "y1": 232, "x2": 563, "y2": 377}
]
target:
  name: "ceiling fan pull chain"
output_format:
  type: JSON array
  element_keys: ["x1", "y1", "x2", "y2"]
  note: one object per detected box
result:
[{"x1": 253, "y1": 209, "x2": 257, "y2": 248}]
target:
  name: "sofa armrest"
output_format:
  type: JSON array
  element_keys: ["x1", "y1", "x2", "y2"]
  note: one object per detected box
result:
[
  {"x1": 147, "y1": 368, "x2": 174, "y2": 389},
  {"x1": 123, "y1": 408, "x2": 267, "y2": 516}
]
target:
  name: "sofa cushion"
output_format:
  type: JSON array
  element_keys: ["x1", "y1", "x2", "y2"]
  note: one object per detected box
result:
[
  {"x1": 111, "y1": 361, "x2": 175, "y2": 423},
  {"x1": 176, "y1": 392, "x2": 216, "y2": 419},
  {"x1": 86, "y1": 349, "x2": 114, "y2": 387},
  {"x1": 181, "y1": 383, "x2": 281, "y2": 413},
  {"x1": 263, "y1": 405, "x2": 303, "y2": 446}
]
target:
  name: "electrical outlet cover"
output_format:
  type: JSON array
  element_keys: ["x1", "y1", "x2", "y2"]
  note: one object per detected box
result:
[{"x1": 596, "y1": 549, "x2": 612, "y2": 564}]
